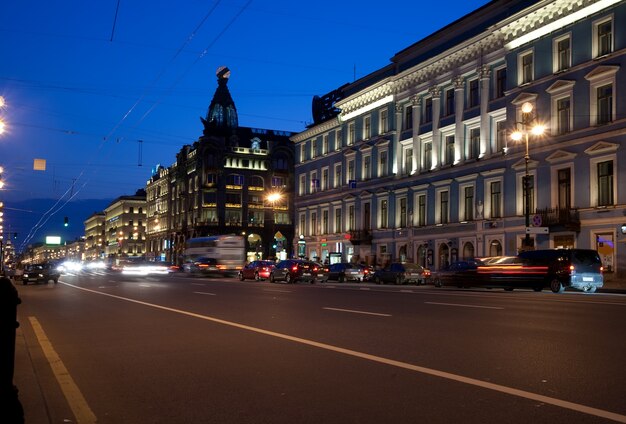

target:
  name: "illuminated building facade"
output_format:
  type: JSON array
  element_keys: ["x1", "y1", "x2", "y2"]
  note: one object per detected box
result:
[
  {"x1": 292, "y1": 0, "x2": 626, "y2": 281},
  {"x1": 145, "y1": 68, "x2": 295, "y2": 264},
  {"x1": 103, "y1": 190, "x2": 147, "y2": 260},
  {"x1": 84, "y1": 212, "x2": 105, "y2": 261}
]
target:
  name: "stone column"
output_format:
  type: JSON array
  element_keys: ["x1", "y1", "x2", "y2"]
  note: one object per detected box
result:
[
  {"x1": 430, "y1": 86, "x2": 441, "y2": 169},
  {"x1": 479, "y1": 65, "x2": 491, "y2": 157},
  {"x1": 394, "y1": 103, "x2": 403, "y2": 175},
  {"x1": 454, "y1": 76, "x2": 465, "y2": 163},
  {"x1": 411, "y1": 95, "x2": 422, "y2": 173}
]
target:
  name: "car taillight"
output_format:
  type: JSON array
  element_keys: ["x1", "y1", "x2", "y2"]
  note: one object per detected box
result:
[
  {"x1": 313, "y1": 266, "x2": 319, "y2": 272},
  {"x1": 569, "y1": 265, "x2": 575, "y2": 274},
  {"x1": 292, "y1": 266, "x2": 298, "y2": 272},
  {"x1": 600, "y1": 266, "x2": 604, "y2": 273}
]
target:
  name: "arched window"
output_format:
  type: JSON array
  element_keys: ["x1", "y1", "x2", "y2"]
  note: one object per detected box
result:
[
  {"x1": 489, "y1": 240, "x2": 503, "y2": 256},
  {"x1": 463, "y1": 242, "x2": 475, "y2": 260}
]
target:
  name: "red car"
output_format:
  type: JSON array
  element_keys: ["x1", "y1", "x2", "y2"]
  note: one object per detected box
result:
[{"x1": 238, "y1": 260, "x2": 276, "y2": 281}]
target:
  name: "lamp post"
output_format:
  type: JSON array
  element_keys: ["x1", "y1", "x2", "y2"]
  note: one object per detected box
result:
[
  {"x1": 266, "y1": 192, "x2": 282, "y2": 259},
  {"x1": 511, "y1": 102, "x2": 545, "y2": 250}
]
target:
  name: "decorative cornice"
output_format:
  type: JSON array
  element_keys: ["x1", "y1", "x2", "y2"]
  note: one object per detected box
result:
[{"x1": 290, "y1": 117, "x2": 340, "y2": 143}]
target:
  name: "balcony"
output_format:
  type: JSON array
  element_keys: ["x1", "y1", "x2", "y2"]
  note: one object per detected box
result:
[
  {"x1": 536, "y1": 207, "x2": 580, "y2": 232},
  {"x1": 347, "y1": 229, "x2": 373, "y2": 245}
]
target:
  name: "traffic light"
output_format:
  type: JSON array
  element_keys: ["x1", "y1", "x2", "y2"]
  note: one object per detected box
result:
[{"x1": 64, "y1": 216, "x2": 69, "y2": 227}]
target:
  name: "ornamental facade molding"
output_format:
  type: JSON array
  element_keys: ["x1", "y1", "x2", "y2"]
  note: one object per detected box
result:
[
  {"x1": 335, "y1": 81, "x2": 394, "y2": 116},
  {"x1": 290, "y1": 117, "x2": 340, "y2": 143}
]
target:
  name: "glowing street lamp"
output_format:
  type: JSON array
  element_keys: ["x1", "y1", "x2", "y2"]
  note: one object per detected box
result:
[{"x1": 511, "y1": 102, "x2": 545, "y2": 250}]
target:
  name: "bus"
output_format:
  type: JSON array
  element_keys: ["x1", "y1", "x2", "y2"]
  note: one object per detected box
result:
[{"x1": 183, "y1": 235, "x2": 246, "y2": 273}]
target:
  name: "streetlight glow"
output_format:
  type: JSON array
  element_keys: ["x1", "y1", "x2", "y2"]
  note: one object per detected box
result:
[{"x1": 267, "y1": 192, "x2": 282, "y2": 203}]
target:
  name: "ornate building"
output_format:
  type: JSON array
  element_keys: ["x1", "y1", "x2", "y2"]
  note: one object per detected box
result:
[
  {"x1": 292, "y1": 0, "x2": 626, "y2": 281},
  {"x1": 146, "y1": 68, "x2": 295, "y2": 264},
  {"x1": 103, "y1": 190, "x2": 147, "y2": 260},
  {"x1": 83, "y1": 212, "x2": 105, "y2": 261}
]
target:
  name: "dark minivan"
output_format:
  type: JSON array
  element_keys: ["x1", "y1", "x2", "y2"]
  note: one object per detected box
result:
[{"x1": 518, "y1": 249, "x2": 603, "y2": 293}]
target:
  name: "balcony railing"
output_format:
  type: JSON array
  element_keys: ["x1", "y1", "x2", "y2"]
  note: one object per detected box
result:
[
  {"x1": 536, "y1": 207, "x2": 580, "y2": 232},
  {"x1": 347, "y1": 229, "x2": 373, "y2": 245}
]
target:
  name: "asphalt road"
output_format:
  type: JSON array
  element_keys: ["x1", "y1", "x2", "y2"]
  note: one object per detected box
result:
[{"x1": 14, "y1": 271, "x2": 626, "y2": 423}]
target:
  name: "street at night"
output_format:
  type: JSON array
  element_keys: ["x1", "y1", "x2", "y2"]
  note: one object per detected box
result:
[{"x1": 13, "y1": 272, "x2": 626, "y2": 423}]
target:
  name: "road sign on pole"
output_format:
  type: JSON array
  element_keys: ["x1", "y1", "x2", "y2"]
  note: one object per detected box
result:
[{"x1": 526, "y1": 227, "x2": 549, "y2": 234}]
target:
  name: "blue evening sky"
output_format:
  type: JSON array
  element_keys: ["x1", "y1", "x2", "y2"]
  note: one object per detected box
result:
[{"x1": 1, "y1": 0, "x2": 491, "y2": 203}]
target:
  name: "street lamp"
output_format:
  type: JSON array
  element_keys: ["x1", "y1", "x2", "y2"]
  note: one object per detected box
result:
[
  {"x1": 266, "y1": 192, "x2": 283, "y2": 259},
  {"x1": 511, "y1": 102, "x2": 545, "y2": 250}
]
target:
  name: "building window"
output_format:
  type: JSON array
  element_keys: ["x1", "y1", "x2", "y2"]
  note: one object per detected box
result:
[
  {"x1": 299, "y1": 214, "x2": 306, "y2": 236},
  {"x1": 380, "y1": 109, "x2": 388, "y2": 134},
  {"x1": 378, "y1": 151, "x2": 388, "y2": 177},
  {"x1": 334, "y1": 164, "x2": 342, "y2": 188},
  {"x1": 322, "y1": 168, "x2": 329, "y2": 190},
  {"x1": 348, "y1": 205, "x2": 355, "y2": 230},
  {"x1": 399, "y1": 198, "x2": 407, "y2": 228},
  {"x1": 299, "y1": 175, "x2": 306, "y2": 196},
  {"x1": 311, "y1": 139, "x2": 317, "y2": 159},
  {"x1": 439, "y1": 191, "x2": 449, "y2": 224},
  {"x1": 347, "y1": 159, "x2": 355, "y2": 182},
  {"x1": 336, "y1": 129, "x2": 342, "y2": 150},
  {"x1": 468, "y1": 79, "x2": 479, "y2": 108},
  {"x1": 348, "y1": 123, "x2": 355, "y2": 145},
  {"x1": 311, "y1": 212, "x2": 317, "y2": 235},
  {"x1": 380, "y1": 199, "x2": 388, "y2": 229},
  {"x1": 363, "y1": 155, "x2": 371, "y2": 180},
  {"x1": 445, "y1": 135, "x2": 455, "y2": 166},
  {"x1": 597, "y1": 84, "x2": 613, "y2": 125},
  {"x1": 495, "y1": 120, "x2": 507, "y2": 153},
  {"x1": 322, "y1": 134, "x2": 329, "y2": 155},
  {"x1": 300, "y1": 144, "x2": 306, "y2": 162},
  {"x1": 522, "y1": 175, "x2": 534, "y2": 217},
  {"x1": 445, "y1": 88, "x2": 455, "y2": 116},
  {"x1": 417, "y1": 194, "x2": 426, "y2": 226},
  {"x1": 322, "y1": 210, "x2": 329, "y2": 234},
  {"x1": 335, "y1": 208, "x2": 342, "y2": 233},
  {"x1": 558, "y1": 168, "x2": 571, "y2": 209},
  {"x1": 363, "y1": 202, "x2": 371, "y2": 230},
  {"x1": 310, "y1": 172, "x2": 319, "y2": 193},
  {"x1": 468, "y1": 128, "x2": 480, "y2": 160},
  {"x1": 495, "y1": 68, "x2": 506, "y2": 98},
  {"x1": 404, "y1": 106, "x2": 413, "y2": 130},
  {"x1": 555, "y1": 36, "x2": 571, "y2": 72},
  {"x1": 556, "y1": 97, "x2": 571, "y2": 134},
  {"x1": 491, "y1": 181, "x2": 502, "y2": 218},
  {"x1": 594, "y1": 18, "x2": 613, "y2": 58},
  {"x1": 519, "y1": 51, "x2": 534, "y2": 85},
  {"x1": 423, "y1": 98, "x2": 432, "y2": 124},
  {"x1": 464, "y1": 186, "x2": 474, "y2": 221},
  {"x1": 363, "y1": 116, "x2": 371, "y2": 140},
  {"x1": 404, "y1": 147, "x2": 413, "y2": 175},
  {"x1": 423, "y1": 142, "x2": 432, "y2": 171},
  {"x1": 597, "y1": 160, "x2": 614, "y2": 206}
]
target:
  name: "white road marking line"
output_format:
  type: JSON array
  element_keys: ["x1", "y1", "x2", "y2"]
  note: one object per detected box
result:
[
  {"x1": 425, "y1": 301, "x2": 504, "y2": 310},
  {"x1": 139, "y1": 283, "x2": 151, "y2": 287},
  {"x1": 29, "y1": 317, "x2": 97, "y2": 424},
  {"x1": 323, "y1": 307, "x2": 391, "y2": 317},
  {"x1": 400, "y1": 290, "x2": 414, "y2": 293},
  {"x1": 60, "y1": 282, "x2": 626, "y2": 423},
  {"x1": 359, "y1": 287, "x2": 371, "y2": 291},
  {"x1": 263, "y1": 289, "x2": 292, "y2": 293},
  {"x1": 194, "y1": 291, "x2": 216, "y2": 296}
]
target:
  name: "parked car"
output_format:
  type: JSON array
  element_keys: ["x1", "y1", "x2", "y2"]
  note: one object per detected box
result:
[
  {"x1": 518, "y1": 249, "x2": 604, "y2": 293},
  {"x1": 372, "y1": 263, "x2": 431, "y2": 285},
  {"x1": 269, "y1": 260, "x2": 320, "y2": 284},
  {"x1": 182, "y1": 257, "x2": 219, "y2": 274},
  {"x1": 238, "y1": 260, "x2": 276, "y2": 281},
  {"x1": 317, "y1": 262, "x2": 368, "y2": 283},
  {"x1": 432, "y1": 260, "x2": 482, "y2": 288},
  {"x1": 22, "y1": 263, "x2": 61, "y2": 285}
]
